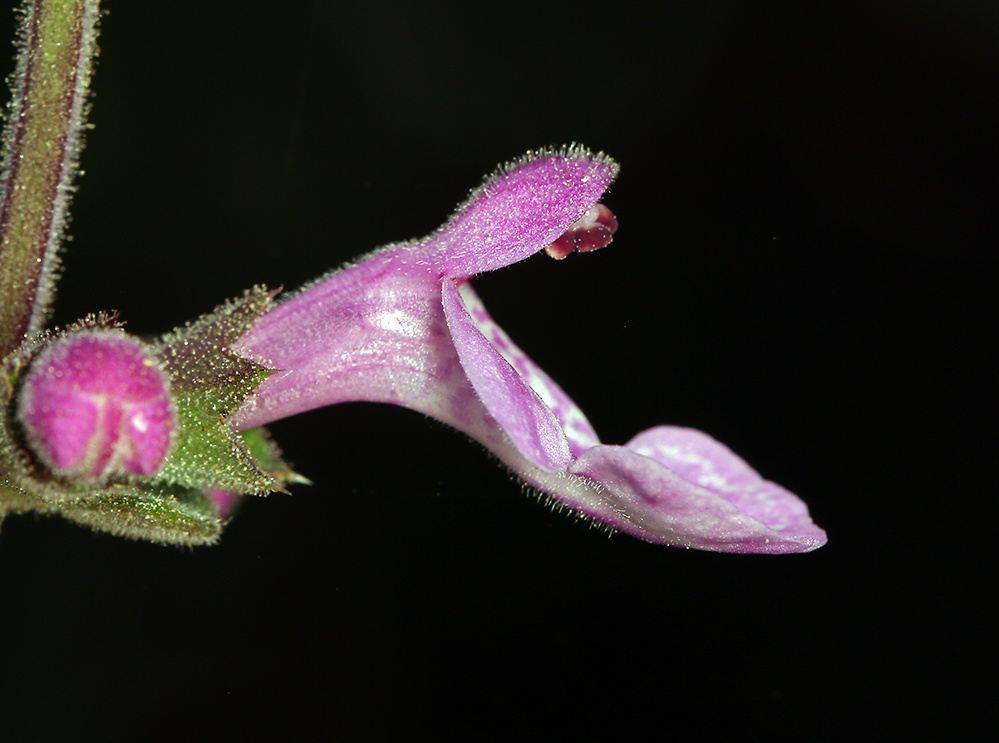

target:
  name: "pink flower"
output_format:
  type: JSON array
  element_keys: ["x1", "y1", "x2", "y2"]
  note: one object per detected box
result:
[{"x1": 234, "y1": 146, "x2": 826, "y2": 554}]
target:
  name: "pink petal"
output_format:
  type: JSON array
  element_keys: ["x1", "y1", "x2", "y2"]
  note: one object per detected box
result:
[
  {"x1": 442, "y1": 279, "x2": 570, "y2": 472},
  {"x1": 423, "y1": 146, "x2": 618, "y2": 277},
  {"x1": 456, "y1": 281, "x2": 599, "y2": 457},
  {"x1": 555, "y1": 428, "x2": 827, "y2": 553},
  {"x1": 234, "y1": 251, "x2": 459, "y2": 429},
  {"x1": 626, "y1": 426, "x2": 823, "y2": 540}
]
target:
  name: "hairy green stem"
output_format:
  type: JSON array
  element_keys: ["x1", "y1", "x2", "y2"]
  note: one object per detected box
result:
[{"x1": 0, "y1": 0, "x2": 100, "y2": 358}]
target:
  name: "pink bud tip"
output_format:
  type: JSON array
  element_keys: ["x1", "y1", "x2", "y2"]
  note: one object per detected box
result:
[
  {"x1": 16, "y1": 330, "x2": 176, "y2": 482},
  {"x1": 544, "y1": 203, "x2": 618, "y2": 260},
  {"x1": 206, "y1": 488, "x2": 240, "y2": 519}
]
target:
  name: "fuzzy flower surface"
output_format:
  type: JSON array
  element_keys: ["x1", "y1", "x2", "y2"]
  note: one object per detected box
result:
[
  {"x1": 234, "y1": 147, "x2": 826, "y2": 554},
  {"x1": 17, "y1": 330, "x2": 175, "y2": 482}
]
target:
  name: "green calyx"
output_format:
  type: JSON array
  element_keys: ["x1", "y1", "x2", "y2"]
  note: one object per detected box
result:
[{"x1": 153, "y1": 286, "x2": 280, "y2": 495}]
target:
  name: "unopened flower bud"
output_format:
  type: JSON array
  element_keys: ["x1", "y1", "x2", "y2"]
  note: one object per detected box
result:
[{"x1": 16, "y1": 330, "x2": 176, "y2": 482}]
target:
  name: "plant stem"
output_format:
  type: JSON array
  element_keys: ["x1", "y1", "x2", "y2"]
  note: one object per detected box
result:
[{"x1": 0, "y1": 0, "x2": 100, "y2": 358}]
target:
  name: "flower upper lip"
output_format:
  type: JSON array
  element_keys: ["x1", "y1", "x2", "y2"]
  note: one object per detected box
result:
[{"x1": 234, "y1": 146, "x2": 826, "y2": 554}]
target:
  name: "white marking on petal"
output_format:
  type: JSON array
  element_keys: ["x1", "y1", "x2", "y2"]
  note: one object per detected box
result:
[
  {"x1": 459, "y1": 283, "x2": 600, "y2": 455},
  {"x1": 131, "y1": 413, "x2": 149, "y2": 433},
  {"x1": 372, "y1": 308, "x2": 421, "y2": 335}
]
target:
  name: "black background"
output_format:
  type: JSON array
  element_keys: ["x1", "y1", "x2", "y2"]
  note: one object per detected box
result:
[{"x1": 1, "y1": 1, "x2": 993, "y2": 740}]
